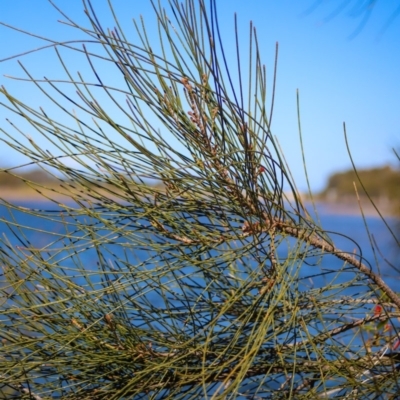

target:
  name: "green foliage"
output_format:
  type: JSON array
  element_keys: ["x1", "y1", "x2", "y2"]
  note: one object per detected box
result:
[
  {"x1": 0, "y1": 1, "x2": 399, "y2": 399},
  {"x1": 320, "y1": 165, "x2": 400, "y2": 201},
  {"x1": 319, "y1": 165, "x2": 400, "y2": 216}
]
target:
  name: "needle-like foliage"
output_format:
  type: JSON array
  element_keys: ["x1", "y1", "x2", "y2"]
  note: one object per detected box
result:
[{"x1": 0, "y1": 1, "x2": 399, "y2": 398}]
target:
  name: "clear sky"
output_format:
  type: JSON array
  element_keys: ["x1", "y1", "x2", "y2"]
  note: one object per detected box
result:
[{"x1": 0, "y1": 0, "x2": 399, "y2": 192}]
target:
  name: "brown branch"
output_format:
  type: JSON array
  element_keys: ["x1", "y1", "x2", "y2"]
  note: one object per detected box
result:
[
  {"x1": 282, "y1": 312, "x2": 400, "y2": 350},
  {"x1": 124, "y1": 355, "x2": 363, "y2": 395},
  {"x1": 275, "y1": 219, "x2": 400, "y2": 310},
  {"x1": 149, "y1": 184, "x2": 400, "y2": 311}
]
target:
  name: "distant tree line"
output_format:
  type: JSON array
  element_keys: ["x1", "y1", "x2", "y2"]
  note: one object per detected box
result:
[
  {"x1": 0, "y1": 168, "x2": 57, "y2": 187},
  {"x1": 319, "y1": 165, "x2": 400, "y2": 211}
]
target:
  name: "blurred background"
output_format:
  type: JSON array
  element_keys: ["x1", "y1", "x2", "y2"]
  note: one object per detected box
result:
[{"x1": 0, "y1": 0, "x2": 399, "y2": 199}]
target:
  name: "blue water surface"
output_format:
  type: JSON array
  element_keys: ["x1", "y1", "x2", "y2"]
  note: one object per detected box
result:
[
  {"x1": 0, "y1": 199, "x2": 398, "y2": 289},
  {"x1": 1, "y1": 199, "x2": 399, "y2": 398}
]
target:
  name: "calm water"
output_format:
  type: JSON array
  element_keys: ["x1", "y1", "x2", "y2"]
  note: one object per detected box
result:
[
  {"x1": 0, "y1": 200, "x2": 398, "y2": 289},
  {"x1": 1, "y1": 200, "x2": 399, "y2": 397}
]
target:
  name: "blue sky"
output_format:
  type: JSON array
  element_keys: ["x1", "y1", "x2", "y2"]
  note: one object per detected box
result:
[{"x1": 0, "y1": 0, "x2": 399, "y2": 192}]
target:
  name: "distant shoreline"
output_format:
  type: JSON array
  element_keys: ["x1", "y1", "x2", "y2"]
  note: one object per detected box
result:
[
  {"x1": 311, "y1": 201, "x2": 396, "y2": 218},
  {"x1": 1, "y1": 187, "x2": 398, "y2": 218},
  {"x1": 0, "y1": 187, "x2": 71, "y2": 203}
]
